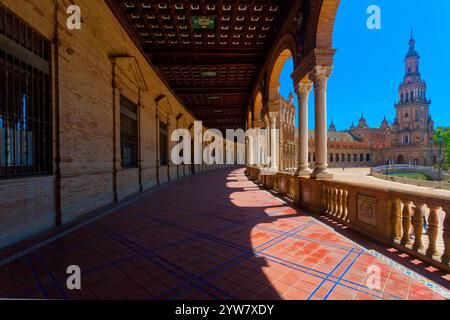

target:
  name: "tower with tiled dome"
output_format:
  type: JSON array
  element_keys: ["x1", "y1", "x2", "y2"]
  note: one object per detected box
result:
[{"x1": 388, "y1": 31, "x2": 436, "y2": 164}]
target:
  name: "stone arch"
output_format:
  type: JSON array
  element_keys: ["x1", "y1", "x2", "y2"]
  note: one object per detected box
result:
[
  {"x1": 253, "y1": 92, "x2": 263, "y2": 123},
  {"x1": 247, "y1": 110, "x2": 253, "y2": 129},
  {"x1": 267, "y1": 48, "x2": 294, "y2": 102},
  {"x1": 304, "y1": 0, "x2": 341, "y2": 52},
  {"x1": 316, "y1": 0, "x2": 341, "y2": 48},
  {"x1": 397, "y1": 155, "x2": 405, "y2": 165}
]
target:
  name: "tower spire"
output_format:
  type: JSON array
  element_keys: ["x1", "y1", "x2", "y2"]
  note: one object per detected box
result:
[{"x1": 409, "y1": 28, "x2": 416, "y2": 48}]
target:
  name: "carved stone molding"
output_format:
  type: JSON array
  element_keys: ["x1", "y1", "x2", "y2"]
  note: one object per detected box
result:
[
  {"x1": 155, "y1": 95, "x2": 173, "y2": 120},
  {"x1": 292, "y1": 48, "x2": 336, "y2": 85},
  {"x1": 110, "y1": 56, "x2": 148, "y2": 94},
  {"x1": 295, "y1": 78, "x2": 313, "y2": 99},
  {"x1": 310, "y1": 65, "x2": 333, "y2": 90}
]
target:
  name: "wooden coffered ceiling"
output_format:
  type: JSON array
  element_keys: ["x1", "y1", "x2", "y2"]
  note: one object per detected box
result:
[{"x1": 107, "y1": 0, "x2": 298, "y2": 130}]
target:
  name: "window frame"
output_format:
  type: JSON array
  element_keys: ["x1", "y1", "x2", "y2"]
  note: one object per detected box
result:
[
  {"x1": 0, "y1": 5, "x2": 52, "y2": 179},
  {"x1": 120, "y1": 95, "x2": 139, "y2": 169},
  {"x1": 159, "y1": 121, "x2": 169, "y2": 167}
]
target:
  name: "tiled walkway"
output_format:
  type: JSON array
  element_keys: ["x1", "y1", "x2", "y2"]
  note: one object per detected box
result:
[{"x1": 0, "y1": 168, "x2": 449, "y2": 300}]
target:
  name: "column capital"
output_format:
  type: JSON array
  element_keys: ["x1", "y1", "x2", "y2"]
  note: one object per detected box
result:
[
  {"x1": 310, "y1": 65, "x2": 333, "y2": 90},
  {"x1": 253, "y1": 120, "x2": 264, "y2": 128},
  {"x1": 268, "y1": 111, "x2": 278, "y2": 121},
  {"x1": 295, "y1": 78, "x2": 313, "y2": 98}
]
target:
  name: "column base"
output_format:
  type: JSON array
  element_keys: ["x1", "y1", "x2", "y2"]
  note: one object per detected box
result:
[
  {"x1": 260, "y1": 167, "x2": 278, "y2": 176},
  {"x1": 311, "y1": 167, "x2": 333, "y2": 180},
  {"x1": 310, "y1": 172, "x2": 333, "y2": 180},
  {"x1": 296, "y1": 167, "x2": 312, "y2": 177}
]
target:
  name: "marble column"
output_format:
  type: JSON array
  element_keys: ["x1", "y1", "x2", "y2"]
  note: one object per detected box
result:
[
  {"x1": 310, "y1": 66, "x2": 333, "y2": 179},
  {"x1": 269, "y1": 112, "x2": 278, "y2": 172},
  {"x1": 253, "y1": 124, "x2": 261, "y2": 166},
  {"x1": 247, "y1": 131, "x2": 254, "y2": 165},
  {"x1": 295, "y1": 79, "x2": 313, "y2": 176}
]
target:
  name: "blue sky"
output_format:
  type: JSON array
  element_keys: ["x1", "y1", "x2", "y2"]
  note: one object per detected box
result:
[{"x1": 279, "y1": 0, "x2": 450, "y2": 130}]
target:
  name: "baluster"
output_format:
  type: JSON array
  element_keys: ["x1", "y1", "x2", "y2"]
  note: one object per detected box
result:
[
  {"x1": 337, "y1": 189, "x2": 344, "y2": 219},
  {"x1": 426, "y1": 206, "x2": 440, "y2": 257},
  {"x1": 341, "y1": 190, "x2": 348, "y2": 221},
  {"x1": 391, "y1": 198, "x2": 402, "y2": 242},
  {"x1": 328, "y1": 187, "x2": 333, "y2": 214},
  {"x1": 442, "y1": 206, "x2": 450, "y2": 264},
  {"x1": 332, "y1": 188, "x2": 338, "y2": 216},
  {"x1": 326, "y1": 187, "x2": 332, "y2": 215},
  {"x1": 412, "y1": 202, "x2": 425, "y2": 251},
  {"x1": 401, "y1": 201, "x2": 413, "y2": 246},
  {"x1": 324, "y1": 186, "x2": 329, "y2": 214}
]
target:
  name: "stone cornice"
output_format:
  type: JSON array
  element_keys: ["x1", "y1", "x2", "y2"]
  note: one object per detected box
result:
[{"x1": 292, "y1": 48, "x2": 336, "y2": 85}]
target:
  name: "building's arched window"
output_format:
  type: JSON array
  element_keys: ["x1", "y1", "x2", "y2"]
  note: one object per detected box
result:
[
  {"x1": 313, "y1": 153, "x2": 316, "y2": 162},
  {"x1": 330, "y1": 153, "x2": 334, "y2": 162},
  {"x1": 353, "y1": 154, "x2": 358, "y2": 162},
  {"x1": 404, "y1": 113, "x2": 409, "y2": 118},
  {"x1": 342, "y1": 154, "x2": 346, "y2": 162},
  {"x1": 366, "y1": 153, "x2": 371, "y2": 162},
  {"x1": 336, "y1": 154, "x2": 340, "y2": 163},
  {"x1": 404, "y1": 135, "x2": 409, "y2": 144},
  {"x1": 347, "y1": 154, "x2": 352, "y2": 162},
  {"x1": 360, "y1": 153, "x2": 364, "y2": 162}
]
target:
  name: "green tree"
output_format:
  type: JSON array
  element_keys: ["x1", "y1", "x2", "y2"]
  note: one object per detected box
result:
[{"x1": 434, "y1": 127, "x2": 450, "y2": 164}]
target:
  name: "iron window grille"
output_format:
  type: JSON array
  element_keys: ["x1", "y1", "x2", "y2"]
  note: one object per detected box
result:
[
  {"x1": 120, "y1": 96, "x2": 138, "y2": 168},
  {"x1": 159, "y1": 121, "x2": 168, "y2": 167},
  {"x1": 0, "y1": 5, "x2": 52, "y2": 178}
]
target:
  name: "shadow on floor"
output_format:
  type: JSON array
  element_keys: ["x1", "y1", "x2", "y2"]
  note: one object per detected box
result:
[{"x1": 0, "y1": 168, "x2": 448, "y2": 300}]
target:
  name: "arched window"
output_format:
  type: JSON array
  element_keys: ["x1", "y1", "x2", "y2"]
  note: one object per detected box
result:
[
  {"x1": 347, "y1": 154, "x2": 352, "y2": 162},
  {"x1": 360, "y1": 153, "x2": 364, "y2": 162},
  {"x1": 330, "y1": 153, "x2": 334, "y2": 162},
  {"x1": 336, "y1": 154, "x2": 340, "y2": 163},
  {"x1": 342, "y1": 154, "x2": 346, "y2": 162},
  {"x1": 354, "y1": 154, "x2": 358, "y2": 162},
  {"x1": 366, "y1": 153, "x2": 371, "y2": 162}
]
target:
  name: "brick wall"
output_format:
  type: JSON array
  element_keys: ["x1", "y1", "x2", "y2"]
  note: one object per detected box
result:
[{"x1": 0, "y1": 0, "x2": 203, "y2": 249}]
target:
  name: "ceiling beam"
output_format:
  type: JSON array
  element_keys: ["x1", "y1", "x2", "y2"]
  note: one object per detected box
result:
[
  {"x1": 175, "y1": 87, "x2": 250, "y2": 95},
  {"x1": 189, "y1": 104, "x2": 245, "y2": 111},
  {"x1": 145, "y1": 48, "x2": 265, "y2": 58},
  {"x1": 155, "y1": 61, "x2": 258, "y2": 67},
  {"x1": 198, "y1": 115, "x2": 245, "y2": 121}
]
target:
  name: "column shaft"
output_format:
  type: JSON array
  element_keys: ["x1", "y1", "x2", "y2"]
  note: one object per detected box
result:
[
  {"x1": 296, "y1": 80, "x2": 312, "y2": 176},
  {"x1": 311, "y1": 66, "x2": 333, "y2": 179}
]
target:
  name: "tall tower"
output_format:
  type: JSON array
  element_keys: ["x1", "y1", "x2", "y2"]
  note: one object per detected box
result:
[
  {"x1": 393, "y1": 31, "x2": 433, "y2": 148},
  {"x1": 390, "y1": 31, "x2": 435, "y2": 165}
]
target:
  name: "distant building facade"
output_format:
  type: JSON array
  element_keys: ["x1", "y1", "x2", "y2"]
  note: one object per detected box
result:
[
  {"x1": 278, "y1": 94, "x2": 297, "y2": 170},
  {"x1": 306, "y1": 34, "x2": 441, "y2": 168}
]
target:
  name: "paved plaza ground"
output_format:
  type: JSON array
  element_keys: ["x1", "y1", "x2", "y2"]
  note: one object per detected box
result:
[{"x1": 0, "y1": 168, "x2": 449, "y2": 300}]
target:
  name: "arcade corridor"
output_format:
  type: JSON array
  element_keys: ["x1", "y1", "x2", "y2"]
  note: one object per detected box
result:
[{"x1": 0, "y1": 168, "x2": 448, "y2": 300}]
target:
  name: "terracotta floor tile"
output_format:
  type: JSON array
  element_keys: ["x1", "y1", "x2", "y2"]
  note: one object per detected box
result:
[{"x1": 0, "y1": 168, "x2": 448, "y2": 300}]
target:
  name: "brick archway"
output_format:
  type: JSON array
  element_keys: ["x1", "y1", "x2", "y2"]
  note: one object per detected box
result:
[
  {"x1": 267, "y1": 48, "x2": 294, "y2": 102},
  {"x1": 253, "y1": 92, "x2": 263, "y2": 123}
]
